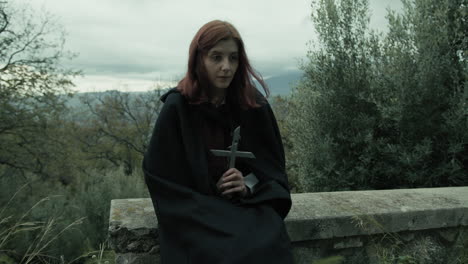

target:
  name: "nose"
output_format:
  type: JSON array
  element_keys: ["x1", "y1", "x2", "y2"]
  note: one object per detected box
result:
[{"x1": 221, "y1": 58, "x2": 232, "y2": 72}]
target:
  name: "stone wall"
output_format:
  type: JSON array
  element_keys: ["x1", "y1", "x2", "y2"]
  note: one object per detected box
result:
[{"x1": 108, "y1": 187, "x2": 468, "y2": 264}]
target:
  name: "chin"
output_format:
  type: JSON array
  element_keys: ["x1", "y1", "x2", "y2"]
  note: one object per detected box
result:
[{"x1": 215, "y1": 83, "x2": 230, "y2": 89}]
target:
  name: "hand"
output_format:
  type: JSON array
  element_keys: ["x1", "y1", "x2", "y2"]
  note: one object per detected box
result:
[{"x1": 216, "y1": 168, "x2": 248, "y2": 199}]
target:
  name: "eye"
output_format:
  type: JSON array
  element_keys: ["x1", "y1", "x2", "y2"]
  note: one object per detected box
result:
[
  {"x1": 211, "y1": 55, "x2": 222, "y2": 62},
  {"x1": 230, "y1": 55, "x2": 239, "y2": 61}
]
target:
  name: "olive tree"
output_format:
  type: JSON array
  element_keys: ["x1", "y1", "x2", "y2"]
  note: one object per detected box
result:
[{"x1": 288, "y1": 0, "x2": 467, "y2": 192}]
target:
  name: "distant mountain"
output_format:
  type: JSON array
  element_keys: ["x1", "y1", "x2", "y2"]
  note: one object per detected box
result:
[
  {"x1": 65, "y1": 71, "x2": 303, "y2": 109},
  {"x1": 63, "y1": 94, "x2": 84, "y2": 109},
  {"x1": 256, "y1": 70, "x2": 303, "y2": 96}
]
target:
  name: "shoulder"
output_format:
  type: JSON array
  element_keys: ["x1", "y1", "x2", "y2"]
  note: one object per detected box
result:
[
  {"x1": 160, "y1": 87, "x2": 186, "y2": 106},
  {"x1": 254, "y1": 88, "x2": 269, "y2": 107},
  {"x1": 158, "y1": 88, "x2": 192, "y2": 118},
  {"x1": 237, "y1": 88, "x2": 269, "y2": 111},
  {"x1": 247, "y1": 89, "x2": 273, "y2": 114},
  {"x1": 155, "y1": 88, "x2": 189, "y2": 123}
]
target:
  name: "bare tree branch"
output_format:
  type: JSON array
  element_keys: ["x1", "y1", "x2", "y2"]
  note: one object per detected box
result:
[{"x1": 0, "y1": 2, "x2": 78, "y2": 180}]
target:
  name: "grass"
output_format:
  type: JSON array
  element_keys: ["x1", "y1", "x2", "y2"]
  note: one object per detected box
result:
[
  {"x1": 312, "y1": 256, "x2": 345, "y2": 264},
  {"x1": 70, "y1": 242, "x2": 115, "y2": 264},
  {"x1": 348, "y1": 209, "x2": 468, "y2": 264},
  {"x1": 0, "y1": 183, "x2": 84, "y2": 264},
  {"x1": 2, "y1": 179, "x2": 466, "y2": 264},
  {"x1": 0, "y1": 165, "x2": 149, "y2": 263}
]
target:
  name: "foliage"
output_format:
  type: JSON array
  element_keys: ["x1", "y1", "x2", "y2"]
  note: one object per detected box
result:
[
  {"x1": 75, "y1": 89, "x2": 163, "y2": 175},
  {"x1": 2, "y1": 0, "x2": 466, "y2": 261},
  {"x1": 0, "y1": 183, "x2": 84, "y2": 263},
  {"x1": 0, "y1": 3, "x2": 161, "y2": 258},
  {"x1": 270, "y1": 95, "x2": 300, "y2": 192},
  {"x1": 350, "y1": 212, "x2": 468, "y2": 264},
  {"x1": 0, "y1": 166, "x2": 148, "y2": 263},
  {"x1": 312, "y1": 256, "x2": 344, "y2": 264},
  {"x1": 0, "y1": 1, "x2": 79, "y2": 180},
  {"x1": 288, "y1": 0, "x2": 467, "y2": 192},
  {"x1": 67, "y1": 166, "x2": 149, "y2": 255}
]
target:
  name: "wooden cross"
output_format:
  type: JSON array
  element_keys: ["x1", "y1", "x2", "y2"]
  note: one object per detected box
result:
[{"x1": 210, "y1": 126, "x2": 256, "y2": 168}]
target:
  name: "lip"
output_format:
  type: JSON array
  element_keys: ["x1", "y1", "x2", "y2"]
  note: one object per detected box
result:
[{"x1": 217, "y1": 77, "x2": 231, "y2": 82}]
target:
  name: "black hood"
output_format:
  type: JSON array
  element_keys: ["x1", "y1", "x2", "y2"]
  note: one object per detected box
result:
[{"x1": 160, "y1": 87, "x2": 180, "y2": 103}]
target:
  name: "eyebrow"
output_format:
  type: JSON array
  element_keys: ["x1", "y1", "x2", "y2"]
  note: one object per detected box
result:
[{"x1": 210, "y1": 50, "x2": 238, "y2": 55}]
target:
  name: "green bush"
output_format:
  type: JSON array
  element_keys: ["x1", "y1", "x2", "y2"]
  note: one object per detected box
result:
[{"x1": 287, "y1": 0, "x2": 467, "y2": 192}]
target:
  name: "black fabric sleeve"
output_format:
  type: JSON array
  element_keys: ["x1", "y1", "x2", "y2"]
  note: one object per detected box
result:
[
  {"x1": 143, "y1": 94, "x2": 192, "y2": 189},
  {"x1": 237, "y1": 102, "x2": 292, "y2": 218},
  {"x1": 143, "y1": 94, "x2": 238, "y2": 240}
]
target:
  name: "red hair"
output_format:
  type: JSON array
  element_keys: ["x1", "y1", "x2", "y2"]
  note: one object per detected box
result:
[{"x1": 177, "y1": 20, "x2": 269, "y2": 109}]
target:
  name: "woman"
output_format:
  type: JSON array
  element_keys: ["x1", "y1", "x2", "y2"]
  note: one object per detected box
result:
[{"x1": 143, "y1": 20, "x2": 293, "y2": 264}]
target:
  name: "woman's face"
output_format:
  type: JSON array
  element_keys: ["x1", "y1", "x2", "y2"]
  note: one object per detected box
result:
[{"x1": 202, "y1": 38, "x2": 239, "y2": 91}]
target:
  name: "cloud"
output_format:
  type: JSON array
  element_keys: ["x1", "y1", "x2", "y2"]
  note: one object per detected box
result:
[
  {"x1": 71, "y1": 74, "x2": 177, "y2": 93},
  {"x1": 16, "y1": 0, "x2": 402, "y2": 92}
]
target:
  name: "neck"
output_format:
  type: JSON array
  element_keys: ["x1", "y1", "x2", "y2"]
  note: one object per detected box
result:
[{"x1": 210, "y1": 88, "x2": 226, "y2": 104}]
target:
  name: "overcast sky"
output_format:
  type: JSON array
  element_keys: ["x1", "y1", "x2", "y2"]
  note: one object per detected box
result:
[{"x1": 16, "y1": 0, "x2": 403, "y2": 93}]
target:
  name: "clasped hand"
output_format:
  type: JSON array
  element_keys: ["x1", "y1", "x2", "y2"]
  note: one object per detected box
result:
[{"x1": 216, "y1": 168, "x2": 248, "y2": 199}]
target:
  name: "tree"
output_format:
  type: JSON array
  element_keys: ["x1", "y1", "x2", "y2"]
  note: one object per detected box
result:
[
  {"x1": 288, "y1": 0, "x2": 381, "y2": 191},
  {"x1": 288, "y1": 0, "x2": 467, "y2": 192},
  {"x1": 270, "y1": 95, "x2": 300, "y2": 192},
  {"x1": 0, "y1": 1, "x2": 79, "y2": 180},
  {"x1": 373, "y1": 0, "x2": 467, "y2": 187},
  {"x1": 74, "y1": 88, "x2": 164, "y2": 175}
]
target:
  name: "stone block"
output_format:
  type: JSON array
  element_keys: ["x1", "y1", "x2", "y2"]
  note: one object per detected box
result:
[
  {"x1": 285, "y1": 187, "x2": 468, "y2": 242},
  {"x1": 109, "y1": 199, "x2": 159, "y2": 253},
  {"x1": 437, "y1": 228, "x2": 459, "y2": 243},
  {"x1": 109, "y1": 187, "x2": 468, "y2": 264},
  {"x1": 333, "y1": 237, "x2": 363, "y2": 249}
]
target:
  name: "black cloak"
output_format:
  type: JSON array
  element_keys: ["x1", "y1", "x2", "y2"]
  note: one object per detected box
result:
[{"x1": 143, "y1": 88, "x2": 293, "y2": 264}]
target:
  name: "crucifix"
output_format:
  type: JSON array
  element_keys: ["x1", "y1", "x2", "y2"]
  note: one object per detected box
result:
[{"x1": 210, "y1": 126, "x2": 255, "y2": 168}]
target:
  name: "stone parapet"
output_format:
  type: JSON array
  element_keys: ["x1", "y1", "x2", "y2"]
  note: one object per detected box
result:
[{"x1": 109, "y1": 187, "x2": 468, "y2": 264}]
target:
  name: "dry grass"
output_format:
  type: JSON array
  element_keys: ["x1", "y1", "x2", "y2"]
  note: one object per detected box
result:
[{"x1": 0, "y1": 183, "x2": 84, "y2": 264}]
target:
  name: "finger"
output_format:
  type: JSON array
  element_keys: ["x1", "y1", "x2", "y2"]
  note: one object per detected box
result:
[
  {"x1": 219, "y1": 181, "x2": 234, "y2": 191},
  {"x1": 221, "y1": 173, "x2": 243, "y2": 183},
  {"x1": 217, "y1": 174, "x2": 234, "y2": 185},
  {"x1": 216, "y1": 173, "x2": 234, "y2": 187},
  {"x1": 222, "y1": 168, "x2": 240, "y2": 177},
  {"x1": 220, "y1": 181, "x2": 245, "y2": 191},
  {"x1": 217, "y1": 170, "x2": 243, "y2": 192}
]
